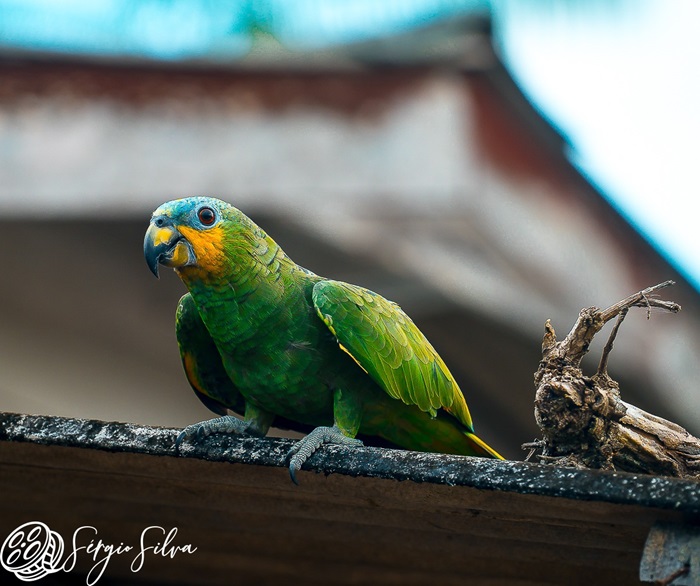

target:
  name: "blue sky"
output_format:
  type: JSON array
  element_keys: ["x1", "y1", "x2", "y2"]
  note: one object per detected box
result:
[
  {"x1": 1, "y1": 0, "x2": 697, "y2": 287},
  {"x1": 494, "y1": 0, "x2": 700, "y2": 290}
]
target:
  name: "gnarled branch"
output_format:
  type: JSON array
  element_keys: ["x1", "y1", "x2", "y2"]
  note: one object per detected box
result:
[{"x1": 529, "y1": 281, "x2": 700, "y2": 479}]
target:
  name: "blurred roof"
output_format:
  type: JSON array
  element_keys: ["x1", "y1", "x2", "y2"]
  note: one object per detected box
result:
[{"x1": 0, "y1": 2, "x2": 699, "y2": 463}]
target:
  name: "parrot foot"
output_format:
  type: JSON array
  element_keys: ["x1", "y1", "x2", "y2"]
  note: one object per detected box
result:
[
  {"x1": 287, "y1": 425, "x2": 363, "y2": 485},
  {"x1": 175, "y1": 415, "x2": 252, "y2": 451}
]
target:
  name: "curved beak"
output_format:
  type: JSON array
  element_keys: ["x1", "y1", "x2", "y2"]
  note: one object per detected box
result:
[{"x1": 144, "y1": 220, "x2": 194, "y2": 278}]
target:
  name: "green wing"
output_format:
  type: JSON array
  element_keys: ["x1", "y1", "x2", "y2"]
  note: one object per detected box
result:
[
  {"x1": 312, "y1": 280, "x2": 474, "y2": 431},
  {"x1": 176, "y1": 293, "x2": 246, "y2": 416}
]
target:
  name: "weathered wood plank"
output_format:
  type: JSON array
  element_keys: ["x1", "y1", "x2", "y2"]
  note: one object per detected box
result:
[{"x1": 0, "y1": 413, "x2": 698, "y2": 584}]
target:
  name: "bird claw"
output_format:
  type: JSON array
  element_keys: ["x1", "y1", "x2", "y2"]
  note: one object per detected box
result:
[
  {"x1": 287, "y1": 425, "x2": 363, "y2": 485},
  {"x1": 175, "y1": 415, "x2": 251, "y2": 452}
]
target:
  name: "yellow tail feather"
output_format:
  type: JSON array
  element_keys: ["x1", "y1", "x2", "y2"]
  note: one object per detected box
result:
[{"x1": 466, "y1": 432, "x2": 504, "y2": 459}]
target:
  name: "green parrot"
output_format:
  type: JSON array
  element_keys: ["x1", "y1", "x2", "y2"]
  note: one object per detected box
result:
[{"x1": 144, "y1": 197, "x2": 502, "y2": 482}]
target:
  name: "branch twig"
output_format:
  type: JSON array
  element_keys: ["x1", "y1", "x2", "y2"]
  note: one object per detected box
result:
[
  {"x1": 597, "y1": 307, "x2": 628, "y2": 377},
  {"x1": 531, "y1": 282, "x2": 699, "y2": 478},
  {"x1": 558, "y1": 281, "x2": 680, "y2": 367},
  {"x1": 598, "y1": 280, "x2": 679, "y2": 323}
]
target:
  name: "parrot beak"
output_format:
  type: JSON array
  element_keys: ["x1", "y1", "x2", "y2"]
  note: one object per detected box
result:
[{"x1": 144, "y1": 219, "x2": 195, "y2": 278}]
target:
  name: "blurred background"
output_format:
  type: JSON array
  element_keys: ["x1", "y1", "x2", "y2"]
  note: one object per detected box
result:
[{"x1": 0, "y1": 0, "x2": 698, "y2": 460}]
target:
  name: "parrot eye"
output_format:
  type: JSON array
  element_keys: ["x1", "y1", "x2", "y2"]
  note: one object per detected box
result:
[{"x1": 198, "y1": 207, "x2": 216, "y2": 226}]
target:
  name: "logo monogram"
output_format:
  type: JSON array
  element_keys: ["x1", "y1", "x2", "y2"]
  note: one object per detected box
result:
[{"x1": 1, "y1": 521, "x2": 65, "y2": 581}]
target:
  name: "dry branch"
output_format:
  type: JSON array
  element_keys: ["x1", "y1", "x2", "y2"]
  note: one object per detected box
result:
[{"x1": 529, "y1": 281, "x2": 700, "y2": 479}]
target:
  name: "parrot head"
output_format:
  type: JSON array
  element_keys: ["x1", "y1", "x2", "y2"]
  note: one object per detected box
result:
[{"x1": 144, "y1": 197, "x2": 243, "y2": 279}]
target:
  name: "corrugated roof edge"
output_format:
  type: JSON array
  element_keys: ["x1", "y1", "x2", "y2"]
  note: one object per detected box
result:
[{"x1": 0, "y1": 411, "x2": 698, "y2": 514}]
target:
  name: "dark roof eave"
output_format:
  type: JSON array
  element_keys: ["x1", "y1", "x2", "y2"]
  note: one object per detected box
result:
[{"x1": 1, "y1": 411, "x2": 698, "y2": 514}]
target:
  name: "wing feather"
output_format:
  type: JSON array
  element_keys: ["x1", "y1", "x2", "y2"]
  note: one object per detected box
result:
[
  {"x1": 312, "y1": 280, "x2": 474, "y2": 430},
  {"x1": 175, "y1": 293, "x2": 246, "y2": 415}
]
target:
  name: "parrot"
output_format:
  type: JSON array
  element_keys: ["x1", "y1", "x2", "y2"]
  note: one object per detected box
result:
[{"x1": 144, "y1": 197, "x2": 503, "y2": 482}]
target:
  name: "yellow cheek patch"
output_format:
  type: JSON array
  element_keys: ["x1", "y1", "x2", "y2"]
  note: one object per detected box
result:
[
  {"x1": 152, "y1": 226, "x2": 177, "y2": 247},
  {"x1": 178, "y1": 224, "x2": 226, "y2": 274},
  {"x1": 161, "y1": 240, "x2": 191, "y2": 268}
]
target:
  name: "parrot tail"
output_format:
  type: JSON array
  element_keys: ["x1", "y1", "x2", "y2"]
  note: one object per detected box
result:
[{"x1": 465, "y1": 432, "x2": 504, "y2": 459}]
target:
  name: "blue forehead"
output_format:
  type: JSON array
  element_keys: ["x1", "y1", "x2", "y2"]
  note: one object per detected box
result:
[{"x1": 153, "y1": 197, "x2": 223, "y2": 220}]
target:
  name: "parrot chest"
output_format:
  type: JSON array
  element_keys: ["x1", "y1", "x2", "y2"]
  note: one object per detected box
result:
[
  {"x1": 219, "y1": 338, "x2": 340, "y2": 424},
  {"x1": 188, "y1": 273, "x2": 360, "y2": 424}
]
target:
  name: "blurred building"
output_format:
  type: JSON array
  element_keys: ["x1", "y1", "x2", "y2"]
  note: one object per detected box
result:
[{"x1": 0, "y1": 9, "x2": 698, "y2": 460}]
